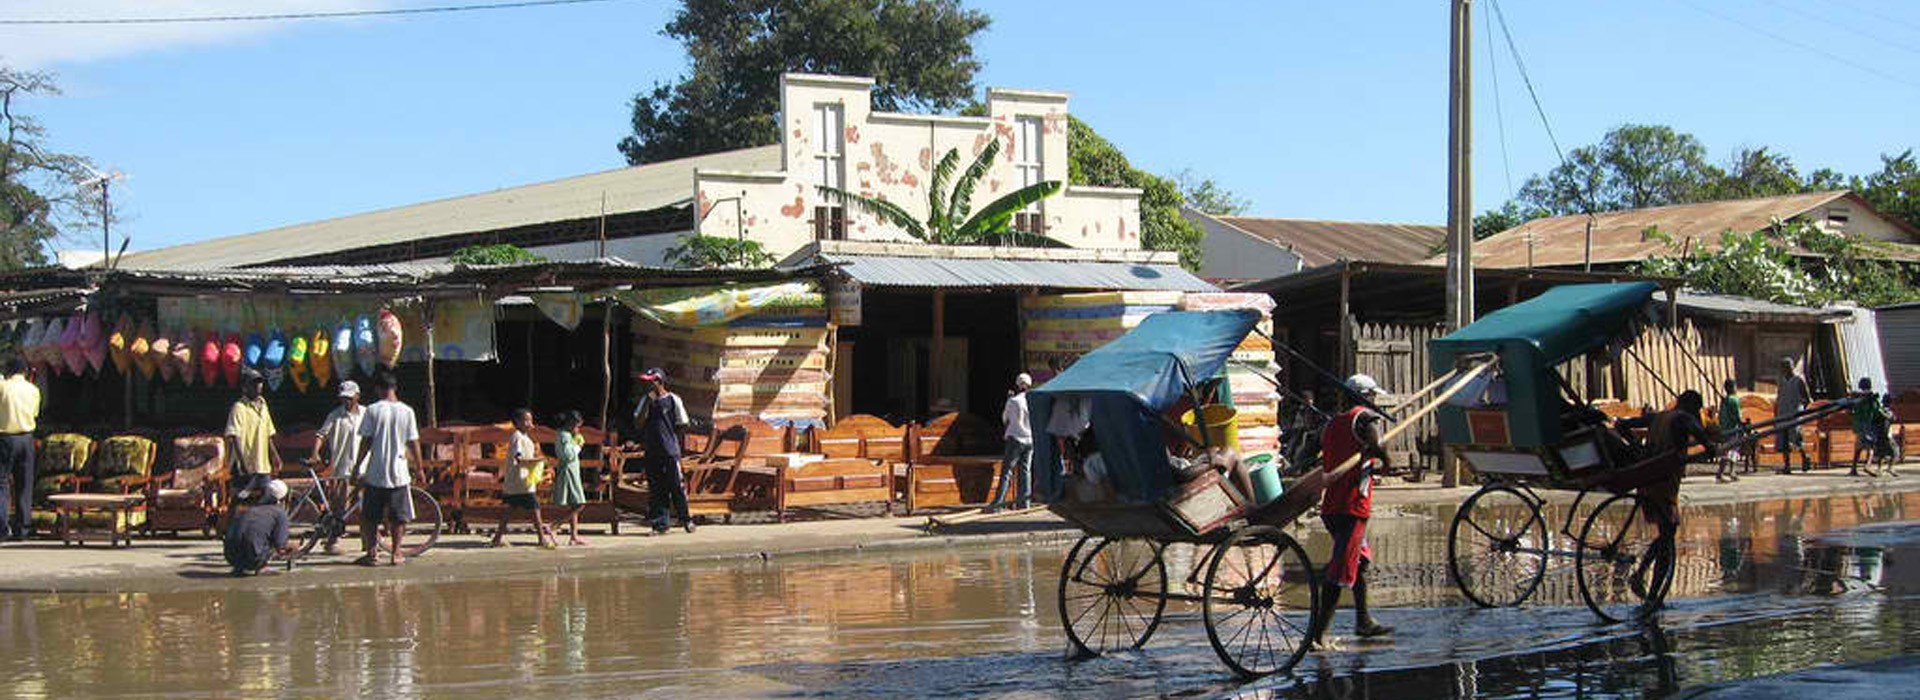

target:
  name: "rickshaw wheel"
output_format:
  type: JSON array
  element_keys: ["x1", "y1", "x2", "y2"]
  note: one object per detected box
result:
[
  {"x1": 1575, "y1": 493, "x2": 1676, "y2": 623},
  {"x1": 1447, "y1": 484, "x2": 1549, "y2": 608},
  {"x1": 1202, "y1": 525, "x2": 1317, "y2": 678},
  {"x1": 1057, "y1": 535, "x2": 1167, "y2": 657}
]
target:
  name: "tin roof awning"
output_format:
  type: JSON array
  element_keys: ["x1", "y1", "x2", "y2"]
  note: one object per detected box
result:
[
  {"x1": 799, "y1": 241, "x2": 1217, "y2": 292},
  {"x1": 1674, "y1": 291, "x2": 1849, "y2": 324}
]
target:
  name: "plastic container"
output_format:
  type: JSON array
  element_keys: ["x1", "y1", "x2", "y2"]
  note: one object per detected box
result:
[
  {"x1": 1245, "y1": 454, "x2": 1284, "y2": 505},
  {"x1": 1181, "y1": 405, "x2": 1240, "y2": 450}
]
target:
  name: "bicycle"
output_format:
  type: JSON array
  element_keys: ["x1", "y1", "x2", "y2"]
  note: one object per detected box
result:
[{"x1": 280, "y1": 463, "x2": 442, "y2": 569}]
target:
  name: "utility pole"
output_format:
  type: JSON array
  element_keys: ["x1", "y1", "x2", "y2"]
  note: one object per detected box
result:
[{"x1": 1446, "y1": 0, "x2": 1475, "y2": 331}]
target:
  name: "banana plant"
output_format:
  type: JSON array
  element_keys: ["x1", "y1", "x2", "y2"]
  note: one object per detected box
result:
[{"x1": 817, "y1": 137, "x2": 1065, "y2": 247}]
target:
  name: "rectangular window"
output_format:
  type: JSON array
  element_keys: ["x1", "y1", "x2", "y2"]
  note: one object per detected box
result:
[
  {"x1": 1826, "y1": 207, "x2": 1850, "y2": 228},
  {"x1": 1013, "y1": 116, "x2": 1045, "y2": 234},
  {"x1": 813, "y1": 103, "x2": 847, "y2": 240}
]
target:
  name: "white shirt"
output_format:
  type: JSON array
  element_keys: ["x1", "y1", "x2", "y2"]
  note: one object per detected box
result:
[
  {"x1": 356, "y1": 399, "x2": 420, "y2": 489},
  {"x1": 318, "y1": 405, "x2": 365, "y2": 478},
  {"x1": 1002, "y1": 392, "x2": 1032, "y2": 443}
]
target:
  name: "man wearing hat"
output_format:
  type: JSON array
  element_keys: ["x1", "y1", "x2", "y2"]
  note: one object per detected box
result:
[
  {"x1": 224, "y1": 367, "x2": 283, "y2": 502},
  {"x1": 632, "y1": 367, "x2": 692, "y2": 534},
  {"x1": 224, "y1": 478, "x2": 292, "y2": 576},
  {"x1": 1307, "y1": 374, "x2": 1396, "y2": 648},
  {"x1": 310, "y1": 380, "x2": 365, "y2": 555},
  {"x1": 983, "y1": 372, "x2": 1034, "y2": 512}
]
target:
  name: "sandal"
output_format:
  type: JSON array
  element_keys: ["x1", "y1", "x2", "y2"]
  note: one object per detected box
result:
[{"x1": 353, "y1": 554, "x2": 379, "y2": 567}]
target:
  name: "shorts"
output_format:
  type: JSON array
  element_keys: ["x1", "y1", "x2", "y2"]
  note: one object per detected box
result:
[
  {"x1": 502, "y1": 493, "x2": 540, "y2": 511},
  {"x1": 1322, "y1": 514, "x2": 1372, "y2": 588},
  {"x1": 1774, "y1": 425, "x2": 1804, "y2": 453},
  {"x1": 361, "y1": 486, "x2": 414, "y2": 525}
]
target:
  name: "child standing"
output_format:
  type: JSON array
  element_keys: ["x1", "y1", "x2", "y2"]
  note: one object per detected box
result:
[
  {"x1": 551, "y1": 410, "x2": 589, "y2": 546},
  {"x1": 491, "y1": 408, "x2": 557, "y2": 549},
  {"x1": 1716, "y1": 379, "x2": 1744, "y2": 483}
]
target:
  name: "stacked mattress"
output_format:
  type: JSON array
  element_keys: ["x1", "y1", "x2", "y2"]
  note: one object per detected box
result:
[
  {"x1": 632, "y1": 293, "x2": 831, "y2": 429},
  {"x1": 1020, "y1": 291, "x2": 1185, "y2": 383}
]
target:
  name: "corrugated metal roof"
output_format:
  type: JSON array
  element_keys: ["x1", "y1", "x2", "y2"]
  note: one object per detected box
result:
[
  {"x1": 820, "y1": 253, "x2": 1216, "y2": 292},
  {"x1": 1462, "y1": 191, "x2": 1920, "y2": 269},
  {"x1": 118, "y1": 146, "x2": 782, "y2": 271},
  {"x1": 1213, "y1": 217, "x2": 1445, "y2": 267},
  {"x1": 1674, "y1": 291, "x2": 1847, "y2": 323}
]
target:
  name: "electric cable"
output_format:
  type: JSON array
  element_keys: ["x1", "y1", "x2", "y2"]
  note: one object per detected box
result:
[{"x1": 0, "y1": 0, "x2": 622, "y2": 26}]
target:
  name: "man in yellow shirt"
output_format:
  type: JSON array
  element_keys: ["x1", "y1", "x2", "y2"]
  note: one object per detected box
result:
[
  {"x1": 224, "y1": 368, "x2": 283, "y2": 500},
  {"x1": 1, "y1": 358, "x2": 41, "y2": 541}
]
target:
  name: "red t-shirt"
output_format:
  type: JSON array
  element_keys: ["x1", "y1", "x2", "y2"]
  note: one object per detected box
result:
[{"x1": 1320, "y1": 406, "x2": 1379, "y2": 519}]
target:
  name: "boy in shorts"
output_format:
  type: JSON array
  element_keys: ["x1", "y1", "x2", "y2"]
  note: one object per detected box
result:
[{"x1": 490, "y1": 408, "x2": 557, "y2": 549}]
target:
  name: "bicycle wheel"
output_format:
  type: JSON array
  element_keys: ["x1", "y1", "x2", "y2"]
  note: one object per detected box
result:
[
  {"x1": 1202, "y1": 525, "x2": 1317, "y2": 678},
  {"x1": 1057, "y1": 535, "x2": 1167, "y2": 657},
  {"x1": 1575, "y1": 493, "x2": 1676, "y2": 623},
  {"x1": 1448, "y1": 484, "x2": 1549, "y2": 608},
  {"x1": 349, "y1": 487, "x2": 443, "y2": 557}
]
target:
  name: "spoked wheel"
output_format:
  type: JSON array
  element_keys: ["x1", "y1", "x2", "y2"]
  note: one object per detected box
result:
[
  {"x1": 1448, "y1": 484, "x2": 1550, "y2": 608},
  {"x1": 1575, "y1": 493, "x2": 1676, "y2": 623},
  {"x1": 1057, "y1": 536, "x2": 1168, "y2": 656},
  {"x1": 345, "y1": 486, "x2": 444, "y2": 557},
  {"x1": 1202, "y1": 525, "x2": 1318, "y2": 678}
]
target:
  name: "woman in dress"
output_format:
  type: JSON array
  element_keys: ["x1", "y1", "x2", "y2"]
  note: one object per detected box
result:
[{"x1": 551, "y1": 410, "x2": 590, "y2": 546}]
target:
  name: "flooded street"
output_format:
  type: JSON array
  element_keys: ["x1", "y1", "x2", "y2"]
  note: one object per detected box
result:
[{"x1": 3, "y1": 491, "x2": 1916, "y2": 699}]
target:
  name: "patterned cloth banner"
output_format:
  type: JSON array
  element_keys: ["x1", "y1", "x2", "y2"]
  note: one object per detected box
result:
[
  {"x1": 157, "y1": 297, "x2": 496, "y2": 362},
  {"x1": 607, "y1": 281, "x2": 821, "y2": 329},
  {"x1": 530, "y1": 293, "x2": 587, "y2": 331}
]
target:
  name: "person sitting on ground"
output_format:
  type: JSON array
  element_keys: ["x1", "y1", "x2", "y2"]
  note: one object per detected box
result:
[
  {"x1": 550, "y1": 410, "x2": 590, "y2": 546},
  {"x1": 1308, "y1": 373, "x2": 1396, "y2": 649},
  {"x1": 1850, "y1": 377, "x2": 1895, "y2": 477},
  {"x1": 1716, "y1": 379, "x2": 1744, "y2": 483},
  {"x1": 1617, "y1": 390, "x2": 1720, "y2": 528},
  {"x1": 492, "y1": 408, "x2": 557, "y2": 549},
  {"x1": 223, "y1": 479, "x2": 291, "y2": 576}
]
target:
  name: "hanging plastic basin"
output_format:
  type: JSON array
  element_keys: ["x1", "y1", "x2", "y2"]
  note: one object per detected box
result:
[{"x1": 1181, "y1": 405, "x2": 1240, "y2": 451}]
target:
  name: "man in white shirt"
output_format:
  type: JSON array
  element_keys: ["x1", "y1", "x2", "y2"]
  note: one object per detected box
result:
[
  {"x1": 0, "y1": 358, "x2": 42, "y2": 541},
  {"x1": 310, "y1": 380, "x2": 364, "y2": 555},
  {"x1": 984, "y1": 373, "x2": 1034, "y2": 512},
  {"x1": 353, "y1": 372, "x2": 424, "y2": 566}
]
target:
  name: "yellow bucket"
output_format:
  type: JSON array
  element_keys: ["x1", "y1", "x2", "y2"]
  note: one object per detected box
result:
[{"x1": 1181, "y1": 405, "x2": 1240, "y2": 450}]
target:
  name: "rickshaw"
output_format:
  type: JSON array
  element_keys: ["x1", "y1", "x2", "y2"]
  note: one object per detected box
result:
[
  {"x1": 1033, "y1": 309, "x2": 1330, "y2": 678},
  {"x1": 1431, "y1": 282, "x2": 1857, "y2": 622}
]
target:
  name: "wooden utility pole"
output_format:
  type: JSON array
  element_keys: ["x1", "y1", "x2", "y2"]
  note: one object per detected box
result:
[{"x1": 1446, "y1": 0, "x2": 1475, "y2": 332}]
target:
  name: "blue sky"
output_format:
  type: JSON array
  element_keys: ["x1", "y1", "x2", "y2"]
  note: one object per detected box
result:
[{"x1": 7, "y1": 0, "x2": 1919, "y2": 254}]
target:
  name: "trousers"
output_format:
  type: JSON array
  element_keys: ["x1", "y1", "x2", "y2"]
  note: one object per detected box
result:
[
  {"x1": 0, "y1": 434, "x2": 35, "y2": 538},
  {"x1": 643, "y1": 453, "x2": 689, "y2": 529}
]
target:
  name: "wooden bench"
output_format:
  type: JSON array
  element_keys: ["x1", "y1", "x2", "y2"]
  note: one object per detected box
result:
[
  {"x1": 774, "y1": 457, "x2": 893, "y2": 521},
  {"x1": 1893, "y1": 390, "x2": 1920, "y2": 460},
  {"x1": 901, "y1": 413, "x2": 1004, "y2": 514},
  {"x1": 681, "y1": 417, "x2": 788, "y2": 522},
  {"x1": 1739, "y1": 394, "x2": 1823, "y2": 469},
  {"x1": 50, "y1": 493, "x2": 144, "y2": 547}
]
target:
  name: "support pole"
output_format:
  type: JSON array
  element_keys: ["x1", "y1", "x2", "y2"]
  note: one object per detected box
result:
[
  {"x1": 929, "y1": 289, "x2": 946, "y2": 413},
  {"x1": 1445, "y1": 0, "x2": 1475, "y2": 331},
  {"x1": 424, "y1": 301, "x2": 439, "y2": 428},
  {"x1": 599, "y1": 295, "x2": 614, "y2": 431},
  {"x1": 1337, "y1": 265, "x2": 1353, "y2": 377}
]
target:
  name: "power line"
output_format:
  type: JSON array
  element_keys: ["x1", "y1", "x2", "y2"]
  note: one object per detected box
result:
[
  {"x1": 1487, "y1": 0, "x2": 1590, "y2": 213},
  {"x1": 1757, "y1": 0, "x2": 1920, "y2": 57},
  {"x1": 1823, "y1": 0, "x2": 1920, "y2": 38},
  {"x1": 0, "y1": 0, "x2": 621, "y2": 26},
  {"x1": 1483, "y1": 3, "x2": 1514, "y2": 200},
  {"x1": 1679, "y1": 0, "x2": 1920, "y2": 91}
]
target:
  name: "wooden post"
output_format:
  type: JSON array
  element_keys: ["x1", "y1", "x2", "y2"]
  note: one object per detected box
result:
[
  {"x1": 1337, "y1": 265, "x2": 1353, "y2": 377},
  {"x1": 599, "y1": 294, "x2": 614, "y2": 431},
  {"x1": 826, "y1": 322, "x2": 839, "y2": 426},
  {"x1": 123, "y1": 365, "x2": 134, "y2": 429},
  {"x1": 424, "y1": 301, "x2": 439, "y2": 428},
  {"x1": 930, "y1": 289, "x2": 946, "y2": 412}
]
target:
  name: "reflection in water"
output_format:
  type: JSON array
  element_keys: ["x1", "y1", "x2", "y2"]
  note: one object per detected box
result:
[{"x1": 1, "y1": 492, "x2": 1916, "y2": 698}]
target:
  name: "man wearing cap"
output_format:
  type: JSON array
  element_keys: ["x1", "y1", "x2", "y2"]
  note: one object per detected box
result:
[
  {"x1": 310, "y1": 380, "x2": 365, "y2": 555},
  {"x1": 984, "y1": 373, "x2": 1034, "y2": 512},
  {"x1": 225, "y1": 368, "x2": 283, "y2": 502},
  {"x1": 633, "y1": 367, "x2": 692, "y2": 534},
  {"x1": 223, "y1": 479, "x2": 292, "y2": 576},
  {"x1": 1308, "y1": 374, "x2": 1396, "y2": 648}
]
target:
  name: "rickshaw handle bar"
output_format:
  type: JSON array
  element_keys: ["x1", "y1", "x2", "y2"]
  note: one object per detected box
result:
[{"x1": 1321, "y1": 359, "x2": 1496, "y2": 482}]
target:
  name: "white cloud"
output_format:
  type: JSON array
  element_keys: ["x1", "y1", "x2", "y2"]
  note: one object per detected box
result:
[{"x1": 0, "y1": 1, "x2": 391, "y2": 69}]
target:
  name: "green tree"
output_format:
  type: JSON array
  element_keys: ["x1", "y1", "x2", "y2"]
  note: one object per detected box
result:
[
  {"x1": 1518, "y1": 124, "x2": 1718, "y2": 215},
  {"x1": 1704, "y1": 147, "x2": 1806, "y2": 200},
  {"x1": 1174, "y1": 169, "x2": 1250, "y2": 216},
  {"x1": 1068, "y1": 117, "x2": 1204, "y2": 269},
  {"x1": 617, "y1": 0, "x2": 990, "y2": 165},
  {"x1": 1636, "y1": 220, "x2": 1917, "y2": 306},
  {"x1": 447, "y1": 243, "x2": 547, "y2": 266},
  {"x1": 665, "y1": 234, "x2": 776, "y2": 269},
  {"x1": 1853, "y1": 150, "x2": 1920, "y2": 232},
  {"x1": 2, "y1": 67, "x2": 97, "y2": 270},
  {"x1": 818, "y1": 138, "x2": 1062, "y2": 245},
  {"x1": 1472, "y1": 200, "x2": 1532, "y2": 241}
]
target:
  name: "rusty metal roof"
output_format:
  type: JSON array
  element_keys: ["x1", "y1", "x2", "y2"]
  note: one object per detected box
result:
[
  {"x1": 1214, "y1": 217, "x2": 1445, "y2": 267},
  {"x1": 1461, "y1": 191, "x2": 1920, "y2": 269}
]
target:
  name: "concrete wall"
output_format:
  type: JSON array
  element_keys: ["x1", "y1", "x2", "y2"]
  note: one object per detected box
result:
[
  {"x1": 1182, "y1": 207, "x2": 1304, "y2": 283},
  {"x1": 1801, "y1": 202, "x2": 1916, "y2": 243},
  {"x1": 695, "y1": 73, "x2": 1142, "y2": 259}
]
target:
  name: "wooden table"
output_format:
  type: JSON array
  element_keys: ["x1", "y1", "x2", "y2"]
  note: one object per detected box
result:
[{"x1": 48, "y1": 493, "x2": 145, "y2": 548}]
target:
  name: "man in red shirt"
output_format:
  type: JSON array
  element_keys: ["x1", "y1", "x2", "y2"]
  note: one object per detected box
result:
[{"x1": 1308, "y1": 374, "x2": 1396, "y2": 648}]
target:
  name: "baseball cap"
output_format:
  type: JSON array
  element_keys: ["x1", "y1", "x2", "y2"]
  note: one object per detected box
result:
[
  {"x1": 239, "y1": 367, "x2": 265, "y2": 384},
  {"x1": 1345, "y1": 373, "x2": 1384, "y2": 397},
  {"x1": 639, "y1": 367, "x2": 668, "y2": 382},
  {"x1": 337, "y1": 380, "x2": 360, "y2": 398},
  {"x1": 1015, "y1": 372, "x2": 1033, "y2": 388},
  {"x1": 265, "y1": 479, "x2": 288, "y2": 502}
]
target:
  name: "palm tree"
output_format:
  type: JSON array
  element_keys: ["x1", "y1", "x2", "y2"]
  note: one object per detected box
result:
[{"x1": 817, "y1": 138, "x2": 1064, "y2": 246}]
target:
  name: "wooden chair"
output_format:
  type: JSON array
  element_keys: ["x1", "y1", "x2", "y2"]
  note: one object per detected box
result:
[
  {"x1": 901, "y1": 413, "x2": 1004, "y2": 514},
  {"x1": 458, "y1": 426, "x2": 517, "y2": 529},
  {"x1": 572, "y1": 426, "x2": 622, "y2": 534},
  {"x1": 416, "y1": 427, "x2": 467, "y2": 532},
  {"x1": 80, "y1": 435, "x2": 157, "y2": 533},
  {"x1": 774, "y1": 457, "x2": 893, "y2": 521},
  {"x1": 147, "y1": 435, "x2": 227, "y2": 537},
  {"x1": 1892, "y1": 390, "x2": 1920, "y2": 460},
  {"x1": 30, "y1": 433, "x2": 94, "y2": 530},
  {"x1": 679, "y1": 418, "x2": 790, "y2": 522}
]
